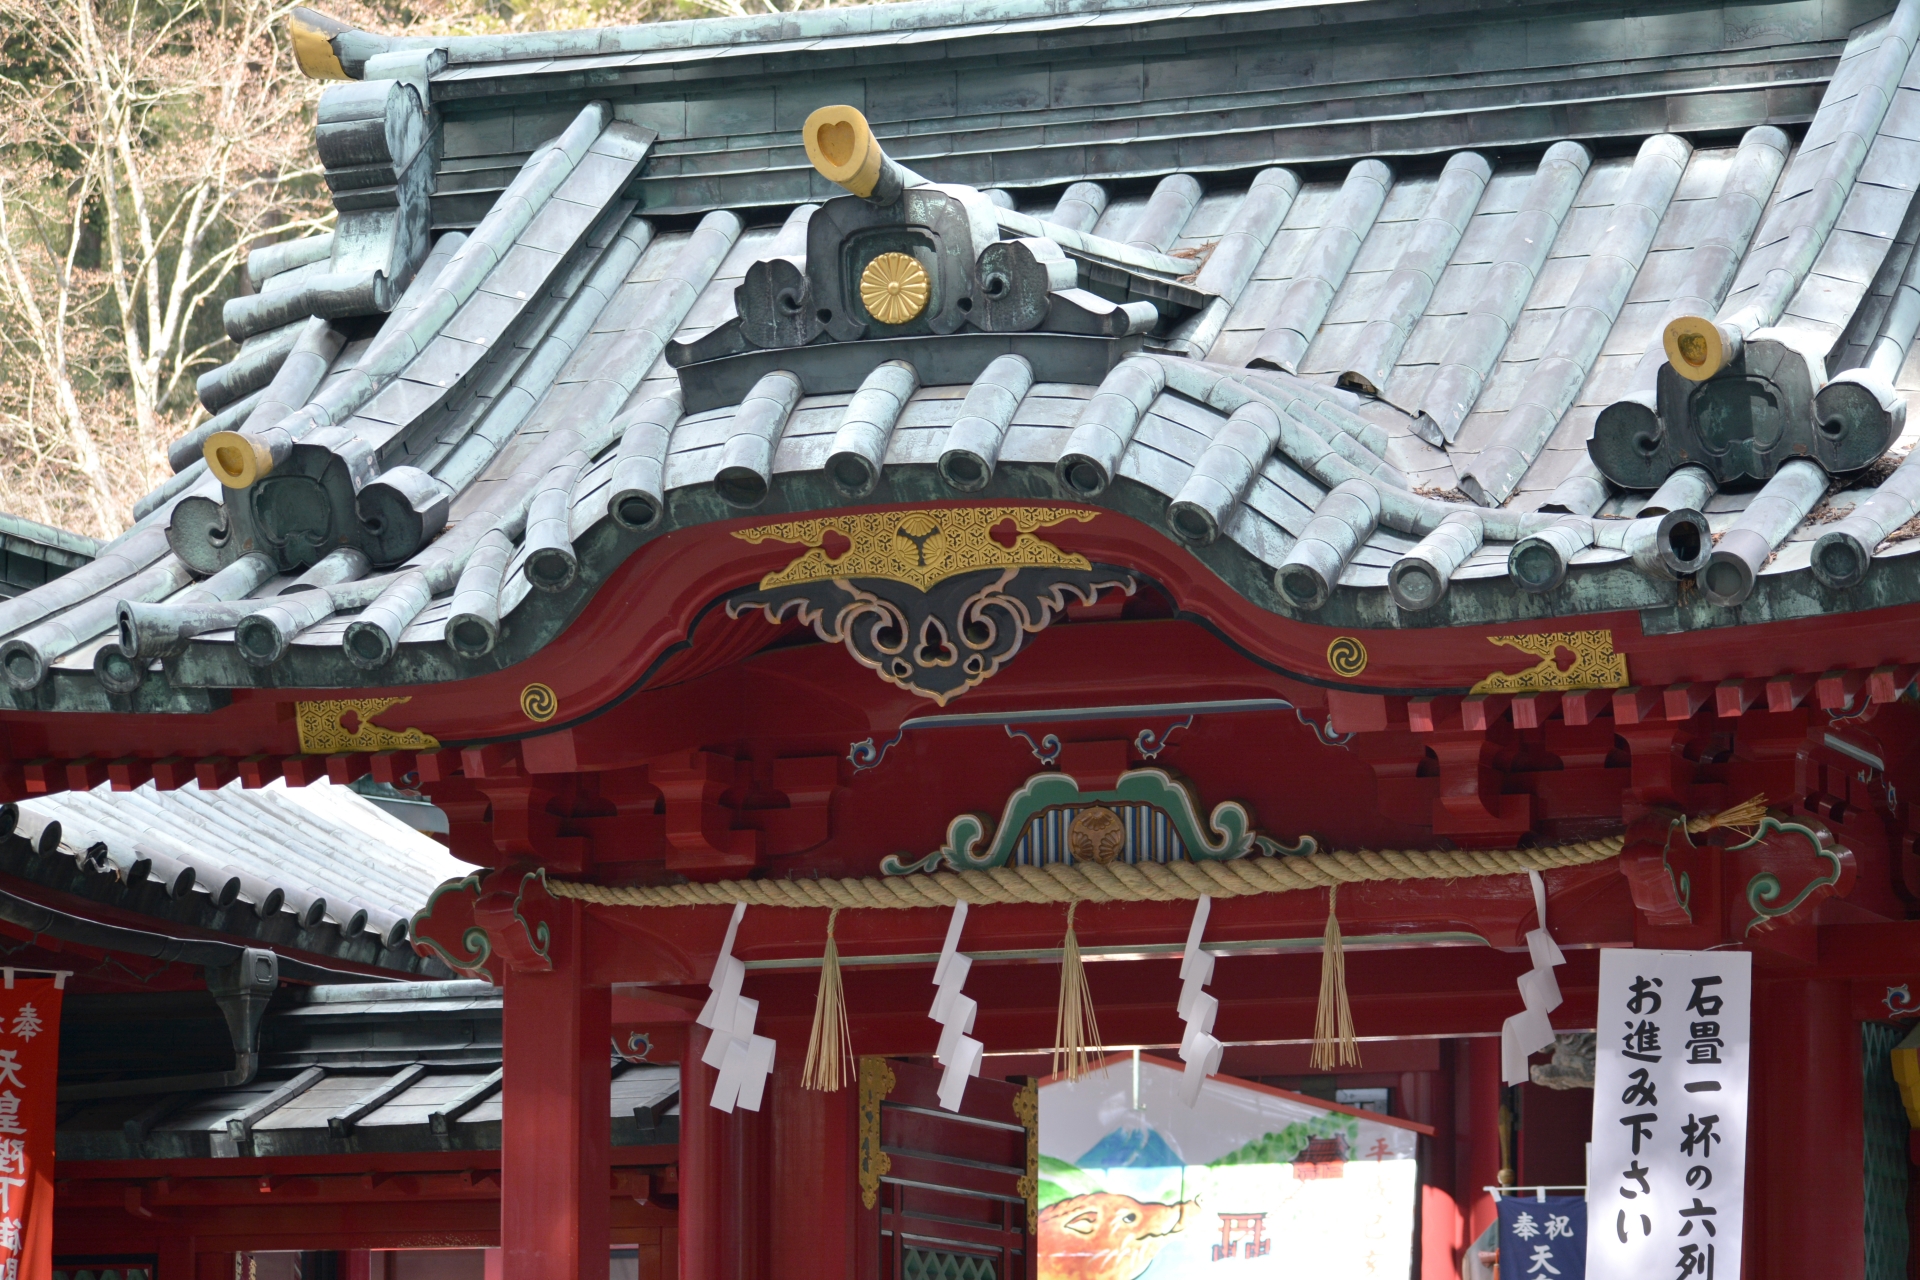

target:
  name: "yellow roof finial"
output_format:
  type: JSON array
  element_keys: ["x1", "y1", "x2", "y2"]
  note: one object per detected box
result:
[{"x1": 290, "y1": 7, "x2": 353, "y2": 80}]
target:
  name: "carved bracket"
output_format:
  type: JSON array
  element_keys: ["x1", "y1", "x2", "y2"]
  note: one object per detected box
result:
[
  {"x1": 1618, "y1": 807, "x2": 1856, "y2": 940},
  {"x1": 1619, "y1": 813, "x2": 1704, "y2": 927},
  {"x1": 883, "y1": 766, "x2": 1314, "y2": 875},
  {"x1": 410, "y1": 865, "x2": 558, "y2": 981},
  {"x1": 410, "y1": 871, "x2": 494, "y2": 981},
  {"x1": 1735, "y1": 813, "x2": 1855, "y2": 937}
]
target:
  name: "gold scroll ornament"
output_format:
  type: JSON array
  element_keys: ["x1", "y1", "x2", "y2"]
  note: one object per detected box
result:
[
  {"x1": 857, "y1": 1056, "x2": 896, "y2": 1210},
  {"x1": 1470, "y1": 629, "x2": 1629, "y2": 694},
  {"x1": 1012, "y1": 1079, "x2": 1039, "y2": 1232},
  {"x1": 859, "y1": 252, "x2": 930, "y2": 325},
  {"x1": 735, "y1": 507, "x2": 1097, "y2": 592},
  {"x1": 521, "y1": 683, "x2": 558, "y2": 723},
  {"x1": 1326, "y1": 636, "x2": 1368, "y2": 679},
  {"x1": 294, "y1": 698, "x2": 440, "y2": 755}
]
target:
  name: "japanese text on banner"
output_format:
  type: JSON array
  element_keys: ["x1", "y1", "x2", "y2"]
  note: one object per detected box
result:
[
  {"x1": 1586, "y1": 949, "x2": 1750, "y2": 1280},
  {"x1": 0, "y1": 980, "x2": 59, "y2": 1280},
  {"x1": 1499, "y1": 1194, "x2": 1584, "y2": 1279}
]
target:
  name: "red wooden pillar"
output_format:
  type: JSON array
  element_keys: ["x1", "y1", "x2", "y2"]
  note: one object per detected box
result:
[
  {"x1": 679, "y1": 1028, "x2": 723, "y2": 1280},
  {"x1": 1750, "y1": 978, "x2": 1864, "y2": 1280},
  {"x1": 1454, "y1": 1037, "x2": 1502, "y2": 1264},
  {"x1": 502, "y1": 897, "x2": 611, "y2": 1280},
  {"x1": 155, "y1": 1236, "x2": 196, "y2": 1280},
  {"x1": 769, "y1": 1055, "x2": 856, "y2": 1276},
  {"x1": 677, "y1": 1026, "x2": 772, "y2": 1280}
]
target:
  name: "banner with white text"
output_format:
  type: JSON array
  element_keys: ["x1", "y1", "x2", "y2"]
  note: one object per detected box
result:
[{"x1": 1586, "y1": 949, "x2": 1750, "y2": 1280}]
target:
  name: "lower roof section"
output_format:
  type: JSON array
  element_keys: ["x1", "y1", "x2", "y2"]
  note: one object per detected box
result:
[{"x1": 57, "y1": 980, "x2": 679, "y2": 1162}]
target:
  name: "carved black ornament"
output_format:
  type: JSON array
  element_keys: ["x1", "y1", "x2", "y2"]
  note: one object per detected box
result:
[
  {"x1": 724, "y1": 506, "x2": 1131, "y2": 704},
  {"x1": 728, "y1": 564, "x2": 1134, "y2": 705},
  {"x1": 1592, "y1": 336, "x2": 1896, "y2": 488}
]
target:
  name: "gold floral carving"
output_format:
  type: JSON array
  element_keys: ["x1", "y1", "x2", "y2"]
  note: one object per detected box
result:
[
  {"x1": 294, "y1": 698, "x2": 440, "y2": 755},
  {"x1": 859, "y1": 252, "x2": 930, "y2": 324},
  {"x1": 1068, "y1": 806, "x2": 1126, "y2": 865},
  {"x1": 857, "y1": 1056, "x2": 896, "y2": 1211},
  {"x1": 1012, "y1": 1079, "x2": 1039, "y2": 1232},
  {"x1": 736, "y1": 507, "x2": 1096, "y2": 592},
  {"x1": 1470, "y1": 630, "x2": 1629, "y2": 694}
]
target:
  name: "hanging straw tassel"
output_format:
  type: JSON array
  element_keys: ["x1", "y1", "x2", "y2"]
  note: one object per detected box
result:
[
  {"x1": 1052, "y1": 901, "x2": 1105, "y2": 1081},
  {"x1": 1310, "y1": 884, "x2": 1361, "y2": 1070},
  {"x1": 1686, "y1": 793, "x2": 1769, "y2": 834},
  {"x1": 803, "y1": 908, "x2": 854, "y2": 1092}
]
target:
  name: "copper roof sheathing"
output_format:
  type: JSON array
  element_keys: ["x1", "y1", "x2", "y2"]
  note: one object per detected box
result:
[{"x1": 7, "y1": 0, "x2": 1920, "y2": 708}]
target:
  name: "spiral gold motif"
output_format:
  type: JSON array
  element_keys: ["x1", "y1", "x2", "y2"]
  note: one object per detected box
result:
[
  {"x1": 1326, "y1": 636, "x2": 1368, "y2": 679},
  {"x1": 520, "y1": 682, "x2": 558, "y2": 722},
  {"x1": 858, "y1": 252, "x2": 930, "y2": 325}
]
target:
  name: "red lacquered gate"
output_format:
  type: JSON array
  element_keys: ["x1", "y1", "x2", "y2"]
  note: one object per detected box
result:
[{"x1": 866, "y1": 1060, "x2": 1033, "y2": 1280}]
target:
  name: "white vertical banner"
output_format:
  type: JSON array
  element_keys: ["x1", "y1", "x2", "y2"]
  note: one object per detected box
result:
[{"x1": 1587, "y1": 949, "x2": 1751, "y2": 1280}]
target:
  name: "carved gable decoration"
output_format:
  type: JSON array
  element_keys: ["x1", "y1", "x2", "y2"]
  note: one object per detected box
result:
[
  {"x1": 1470, "y1": 630, "x2": 1629, "y2": 694},
  {"x1": 295, "y1": 696, "x2": 440, "y2": 754},
  {"x1": 883, "y1": 768, "x2": 1317, "y2": 875},
  {"x1": 737, "y1": 507, "x2": 1097, "y2": 592},
  {"x1": 728, "y1": 507, "x2": 1133, "y2": 705}
]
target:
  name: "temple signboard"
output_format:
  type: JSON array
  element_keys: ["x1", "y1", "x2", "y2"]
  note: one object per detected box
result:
[
  {"x1": 1038, "y1": 1055, "x2": 1428, "y2": 1278},
  {"x1": 1586, "y1": 950, "x2": 1751, "y2": 1280}
]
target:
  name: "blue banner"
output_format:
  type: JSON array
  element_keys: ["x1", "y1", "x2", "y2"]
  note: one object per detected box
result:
[{"x1": 1499, "y1": 1195, "x2": 1586, "y2": 1280}]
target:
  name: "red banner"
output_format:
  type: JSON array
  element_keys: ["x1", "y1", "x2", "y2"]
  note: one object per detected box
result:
[{"x1": 0, "y1": 979, "x2": 60, "y2": 1280}]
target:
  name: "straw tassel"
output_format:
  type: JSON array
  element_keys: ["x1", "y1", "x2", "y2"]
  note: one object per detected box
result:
[
  {"x1": 803, "y1": 908, "x2": 854, "y2": 1092},
  {"x1": 1687, "y1": 793, "x2": 1769, "y2": 834},
  {"x1": 1310, "y1": 884, "x2": 1361, "y2": 1070},
  {"x1": 1052, "y1": 901, "x2": 1105, "y2": 1081}
]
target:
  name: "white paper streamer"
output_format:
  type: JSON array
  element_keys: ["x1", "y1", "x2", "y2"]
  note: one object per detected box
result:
[
  {"x1": 930, "y1": 901, "x2": 983, "y2": 1112},
  {"x1": 696, "y1": 902, "x2": 776, "y2": 1112},
  {"x1": 1175, "y1": 896, "x2": 1223, "y2": 1105},
  {"x1": 1502, "y1": 869, "x2": 1566, "y2": 1085}
]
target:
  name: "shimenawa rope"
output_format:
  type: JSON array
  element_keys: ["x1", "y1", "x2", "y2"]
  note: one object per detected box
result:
[{"x1": 545, "y1": 837, "x2": 1628, "y2": 910}]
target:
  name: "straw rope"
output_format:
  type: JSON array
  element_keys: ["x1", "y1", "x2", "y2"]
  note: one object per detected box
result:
[{"x1": 544, "y1": 836, "x2": 1626, "y2": 910}]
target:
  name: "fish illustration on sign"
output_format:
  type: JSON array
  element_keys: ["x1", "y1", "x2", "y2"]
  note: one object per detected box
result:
[{"x1": 1039, "y1": 1192, "x2": 1195, "y2": 1280}]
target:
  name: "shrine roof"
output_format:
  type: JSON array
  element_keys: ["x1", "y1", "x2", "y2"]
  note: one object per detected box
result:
[
  {"x1": 5, "y1": 0, "x2": 1920, "y2": 711},
  {"x1": 56, "y1": 979, "x2": 679, "y2": 1159},
  {"x1": 5, "y1": 779, "x2": 465, "y2": 974}
]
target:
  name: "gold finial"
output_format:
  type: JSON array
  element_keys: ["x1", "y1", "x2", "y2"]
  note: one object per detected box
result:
[
  {"x1": 203, "y1": 431, "x2": 275, "y2": 489},
  {"x1": 1663, "y1": 315, "x2": 1731, "y2": 382},
  {"x1": 289, "y1": 8, "x2": 353, "y2": 80},
  {"x1": 804, "y1": 105, "x2": 885, "y2": 199}
]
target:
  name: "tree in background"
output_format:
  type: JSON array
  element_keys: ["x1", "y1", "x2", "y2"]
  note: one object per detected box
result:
[
  {"x1": 0, "y1": 0, "x2": 869, "y2": 538},
  {"x1": 0, "y1": 0, "x2": 329, "y2": 536}
]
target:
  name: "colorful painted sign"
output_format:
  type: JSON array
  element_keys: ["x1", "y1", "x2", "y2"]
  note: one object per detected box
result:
[{"x1": 1039, "y1": 1055, "x2": 1422, "y2": 1279}]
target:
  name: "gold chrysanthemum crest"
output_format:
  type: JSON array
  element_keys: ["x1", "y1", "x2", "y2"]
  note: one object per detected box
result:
[{"x1": 859, "y1": 252, "x2": 930, "y2": 324}]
